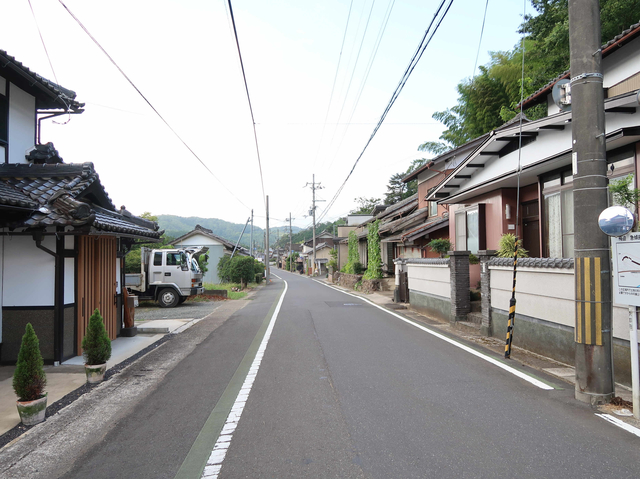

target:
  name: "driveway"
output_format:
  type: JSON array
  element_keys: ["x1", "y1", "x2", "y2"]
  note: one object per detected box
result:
[{"x1": 134, "y1": 300, "x2": 225, "y2": 321}]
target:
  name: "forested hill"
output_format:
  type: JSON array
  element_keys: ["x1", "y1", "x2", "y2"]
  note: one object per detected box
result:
[{"x1": 157, "y1": 215, "x2": 299, "y2": 247}]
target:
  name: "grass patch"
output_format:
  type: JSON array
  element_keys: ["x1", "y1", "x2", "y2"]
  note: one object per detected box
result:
[{"x1": 204, "y1": 282, "x2": 260, "y2": 300}]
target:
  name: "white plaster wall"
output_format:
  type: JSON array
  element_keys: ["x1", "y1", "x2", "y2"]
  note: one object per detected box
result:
[
  {"x1": 407, "y1": 264, "x2": 450, "y2": 299},
  {"x1": 490, "y1": 266, "x2": 629, "y2": 340},
  {"x1": 175, "y1": 233, "x2": 223, "y2": 247},
  {"x1": 0, "y1": 76, "x2": 6, "y2": 92},
  {"x1": 3, "y1": 235, "x2": 55, "y2": 306},
  {"x1": 463, "y1": 128, "x2": 573, "y2": 191},
  {"x1": 8, "y1": 83, "x2": 35, "y2": 164},
  {"x1": 0, "y1": 145, "x2": 5, "y2": 160},
  {"x1": 603, "y1": 36, "x2": 640, "y2": 88},
  {"x1": 64, "y1": 258, "x2": 75, "y2": 304}
]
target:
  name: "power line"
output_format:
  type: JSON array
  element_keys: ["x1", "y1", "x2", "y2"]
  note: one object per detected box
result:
[
  {"x1": 324, "y1": 0, "x2": 397, "y2": 172},
  {"x1": 317, "y1": 0, "x2": 454, "y2": 222},
  {"x1": 56, "y1": 0, "x2": 251, "y2": 211},
  {"x1": 312, "y1": 0, "x2": 354, "y2": 172},
  {"x1": 226, "y1": 0, "x2": 267, "y2": 208}
]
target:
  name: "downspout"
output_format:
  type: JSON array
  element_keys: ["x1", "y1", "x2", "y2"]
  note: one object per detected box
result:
[{"x1": 34, "y1": 231, "x2": 64, "y2": 365}]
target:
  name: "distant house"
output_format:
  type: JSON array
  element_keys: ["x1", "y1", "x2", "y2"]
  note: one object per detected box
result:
[
  {"x1": 173, "y1": 224, "x2": 247, "y2": 284},
  {"x1": 0, "y1": 49, "x2": 161, "y2": 364}
]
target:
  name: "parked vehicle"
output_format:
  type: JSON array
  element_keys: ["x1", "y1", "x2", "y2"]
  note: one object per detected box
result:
[{"x1": 125, "y1": 246, "x2": 208, "y2": 307}]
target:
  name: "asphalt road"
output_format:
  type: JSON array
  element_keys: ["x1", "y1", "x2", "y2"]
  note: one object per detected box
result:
[{"x1": 56, "y1": 271, "x2": 640, "y2": 478}]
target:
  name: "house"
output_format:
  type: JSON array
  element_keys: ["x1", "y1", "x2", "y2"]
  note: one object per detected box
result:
[
  {"x1": 0, "y1": 49, "x2": 161, "y2": 364},
  {"x1": 173, "y1": 224, "x2": 247, "y2": 284},
  {"x1": 404, "y1": 22, "x2": 640, "y2": 385},
  {"x1": 427, "y1": 22, "x2": 640, "y2": 258}
]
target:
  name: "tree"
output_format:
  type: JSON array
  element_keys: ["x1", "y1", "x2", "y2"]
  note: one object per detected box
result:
[
  {"x1": 384, "y1": 158, "x2": 427, "y2": 205},
  {"x1": 350, "y1": 197, "x2": 380, "y2": 214},
  {"x1": 422, "y1": 0, "x2": 640, "y2": 149}
]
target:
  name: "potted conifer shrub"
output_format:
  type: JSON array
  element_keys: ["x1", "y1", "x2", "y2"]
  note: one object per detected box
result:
[
  {"x1": 13, "y1": 323, "x2": 48, "y2": 426},
  {"x1": 82, "y1": 308, "x2": 112, "y2": 383}
]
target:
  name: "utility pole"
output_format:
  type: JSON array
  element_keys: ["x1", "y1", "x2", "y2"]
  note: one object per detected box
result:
[
  {"x1": 250, "y1": 209, "x2": 254, "y2": 258},
  {"x1": 266, "y1": 196, "x2": 270, "y2": 283},
  {"x1": 305, "y1": 174, "x2": 324, "y2": 276},
  {"x1": 289, "y1": 213, "x2": 293, "y2": 272},
  {"x1": 569, "y1": 0, "x2": 614, "y2": 404}
]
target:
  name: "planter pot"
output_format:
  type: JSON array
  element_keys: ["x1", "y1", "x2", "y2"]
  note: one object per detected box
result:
[
  {"x1": 16, "y1": 394, "x2": 47, "y2": 426},
  {"x1": 85, "y1": 363, "x2": 107, "y2": 383}
]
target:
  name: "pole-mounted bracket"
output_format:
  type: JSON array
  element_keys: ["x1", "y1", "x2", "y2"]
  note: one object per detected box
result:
[{"x1": 570, "y1": 72, "x2": 603, "y2": 84}]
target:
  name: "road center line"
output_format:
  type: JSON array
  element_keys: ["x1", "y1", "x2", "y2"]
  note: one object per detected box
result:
[{"x1": 314, "y1": 280, "x2": 554, "y2": 391}]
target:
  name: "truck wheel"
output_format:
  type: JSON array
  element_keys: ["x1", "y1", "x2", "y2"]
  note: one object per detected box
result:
[{"x1": 158, "y1": 288, "x2": 179, "y2": 308}]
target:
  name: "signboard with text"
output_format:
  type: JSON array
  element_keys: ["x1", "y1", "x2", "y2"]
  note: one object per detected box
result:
[{"x1": 611, "y1": 233, "x2": 640, "y2": 307}]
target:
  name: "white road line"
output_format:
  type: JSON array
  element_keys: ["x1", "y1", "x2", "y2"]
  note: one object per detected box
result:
[
  {"x1": 314, "y1": 280, "x2": 554, "y2": 391},
  {"x1": 201, "y1": 280, "x2": 288, "y2": 478},
  {"x1": 595, "y1": 414, "x2": 640, "y2": 438}
]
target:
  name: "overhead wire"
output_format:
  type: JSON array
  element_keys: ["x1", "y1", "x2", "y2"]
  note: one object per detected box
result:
[
  {"x1": 317, "y1": 0, "x2": 454, "y2": 223},
  {"x1": 311, "y1": 0, "x2": 355, "y2": 172},
  {"x1": 325, "y1": 0, "x2": 378, "y2": 153},
  {"x1": 28, "y1": 0, "x2": 72, "y2": 125},
  {"x1": 324, "y1": 0, "x2": 396, "y2": 172},
  {"x1": 226, "y1": 0, "x2": 267, "y2": 209},
  {"x1": 56, "y1": 0, "x2": 252, "y2": 211}
]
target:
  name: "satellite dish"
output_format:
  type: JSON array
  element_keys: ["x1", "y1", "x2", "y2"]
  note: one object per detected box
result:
[{"x1": 552, "y1": 79, "x2": 572, "y2": 112}]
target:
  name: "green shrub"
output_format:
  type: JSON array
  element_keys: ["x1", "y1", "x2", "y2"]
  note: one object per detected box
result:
[
  {"x1": 13, "y1": 323, "x2": 46, "y2": 402},
  {"x1": 427, "y1": 238, "x2": 453, "y2": 257},
  {"x1": 327, "y1": 248, "x2": 338, "y2": 273},
  {"x1": 342, "y1": 231, "x2": 361, "y2": 274},
  {"x1": 82, "y1": 309, "x2": 112, "y2": 365},
  {"x1": 218, "y1": 256, "x2": 260, "y2": 284},
  {"x1": 469, "y1": 253, "x2": 479, "y2": 264},
  {"x1": 255, "y1": 273, "x2": 263, "y2": 284},
  {"x1": 497, "y1": 233, "x2": 528, "y2": 258},
  {"x1": 363, "y1": 220, "x2": 383, "y2": 280}
]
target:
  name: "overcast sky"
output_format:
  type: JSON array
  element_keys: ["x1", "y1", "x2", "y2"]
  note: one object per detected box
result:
[{"x1": 1, "y1": 0, "x2": 531, "y2": 230}]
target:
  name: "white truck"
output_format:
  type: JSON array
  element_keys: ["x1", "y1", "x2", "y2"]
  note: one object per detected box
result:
[{"x1": 125, "y1": 246, "x2": 208, "y2": 308}]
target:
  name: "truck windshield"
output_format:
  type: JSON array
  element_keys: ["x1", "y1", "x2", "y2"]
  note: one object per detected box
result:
[{"x1": 166, "y1": 253, "x2": 182, "y2": 266}]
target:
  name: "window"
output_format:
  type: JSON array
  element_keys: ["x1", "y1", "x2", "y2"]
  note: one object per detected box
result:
[
  {"x1": 429, "y1": 201, "x2": 438, "y2": 217},
  {"x1": 542, "y1": 166, "x2": 574, "y2": 258},
  {"x1": 166, "y1": 252, "x2": 181, "y2": 266},
  {"x1": 153, "y1": 252, "x2": 162, "y2": 266},
  {"x1": 455, "y1": 205, "x2": 485, "y2": 254},
  {"x1": 541, "y1": 146, "x2": 635, "y2": 258}
]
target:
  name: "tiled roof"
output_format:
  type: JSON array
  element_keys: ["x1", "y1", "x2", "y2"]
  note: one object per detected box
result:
[
  {"x1": 0, "y1": 49, "x2": 84, "y2": 111},
  {"x1": 519, "y1": 21, "x2": 640, "y2": 109},
  {"x1": 488, "y1": 257, "x2": 574, "y2": 269},
  {"x1": 0, "y1": 162, "x2": 160, "y2": 239},
  {"x1": 0, "y1": 181, "x2": 38, "y2": 209}
]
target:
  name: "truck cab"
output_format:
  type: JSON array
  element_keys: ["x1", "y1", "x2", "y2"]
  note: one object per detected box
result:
[{"x1": 125, "y1": 246, "x2": 208, "y2": 307}]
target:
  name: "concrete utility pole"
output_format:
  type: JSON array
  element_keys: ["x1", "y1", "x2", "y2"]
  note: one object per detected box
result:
[
  {"x1": 250, "y1": 209, "x2": 254, "y2": 258},
  {"x1": 305, "y1": 174, "x2": 324, "y2": 275},
  {"x1": 266, "y1": 196, "x2": 270, "y2": 283},
  {"x1": 569, "y1": 0, "x2": 614, "y2": 404},
  {"x1": 289, "y1": 213, "x2": 293, "y2": 272}
]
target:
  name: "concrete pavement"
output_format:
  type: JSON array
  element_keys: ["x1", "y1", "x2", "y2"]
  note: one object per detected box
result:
[{"x1": 0, "y1": 307, "x2": 218, "y2": 436}]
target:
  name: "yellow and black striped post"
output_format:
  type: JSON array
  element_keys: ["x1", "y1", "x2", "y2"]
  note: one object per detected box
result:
[{"x1": 505, "y1": 238, "x2": 518, "y2": 359}]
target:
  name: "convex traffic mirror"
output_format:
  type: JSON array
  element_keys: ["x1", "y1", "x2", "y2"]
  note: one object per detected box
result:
[{"x1": 598, "y1": 206, "x2": 635, "y2": 237}]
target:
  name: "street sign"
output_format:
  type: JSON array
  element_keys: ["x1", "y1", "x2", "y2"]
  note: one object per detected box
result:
[{"x1": 612, "y1": 234, "x2": 640, "y2": 307}]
